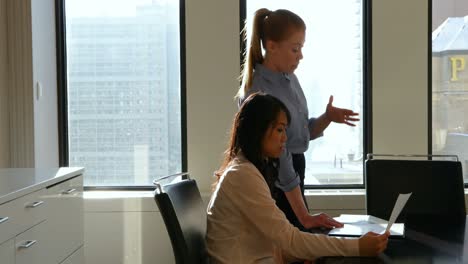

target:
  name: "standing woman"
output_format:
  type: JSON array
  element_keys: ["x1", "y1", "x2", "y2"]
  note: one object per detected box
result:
[{"x1": 237, "y1": 8, "x2": 360, "y2": 231}]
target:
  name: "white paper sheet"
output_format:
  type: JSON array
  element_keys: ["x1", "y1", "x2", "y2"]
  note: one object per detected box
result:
[
  {"x1": 330, "y1": 214, "x2": 404, "y2": 237},
  {"x1": 328, "y1": 223, "x2": 405, "y2": 237},
  {"x1": 386, "y1": 192, "x2": 412, "y2": 232},
  {"x1": 334, "y1": 214, "x2": 387, "y2": 225}
]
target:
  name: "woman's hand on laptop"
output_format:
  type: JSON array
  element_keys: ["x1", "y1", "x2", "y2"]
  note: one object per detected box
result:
[{"x1": 302, "y1": 213, "x2": 344, "y2": 229}]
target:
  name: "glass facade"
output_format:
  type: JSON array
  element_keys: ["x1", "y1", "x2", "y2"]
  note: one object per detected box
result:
[
  {"x1": 432, "y1": 1, "x2": 468, "y2": 182},
  {"x1": 66, "y1": 1, "x2": 182, "y2": 186}
]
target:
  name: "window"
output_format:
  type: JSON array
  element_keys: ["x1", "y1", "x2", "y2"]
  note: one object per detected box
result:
[
  {"x1": 432, "y1": 0, "x2": 468, "y2": 183},
  {"x1": 60, "y1": 0, "x2": 185, "y2": 187},
  {"x1": 244, "y1": 0, "x2": 366, "y2": 186}
]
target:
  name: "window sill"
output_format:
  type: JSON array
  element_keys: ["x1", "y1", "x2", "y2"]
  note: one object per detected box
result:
[
  {"x1": 83, "y1": 189, "x2": 468, "y2": 213},
  {"x1": 83, "y1": 190, "x2": 157, "y2": 212}
]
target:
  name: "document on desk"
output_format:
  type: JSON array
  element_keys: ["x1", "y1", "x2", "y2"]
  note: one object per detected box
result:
[
  {"x1": 328, "y1": 193, "x2": 412, "y2": 238},
  {"x1": 328, "y1": 216, "x2": 404, "y2": 237}
]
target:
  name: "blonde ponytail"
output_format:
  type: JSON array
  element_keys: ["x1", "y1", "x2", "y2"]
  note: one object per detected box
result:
[
  {"x1": 237, "y1": 8, "x2": 271, "y2": 98},
  {"x1": 236, "y1": 9, "x2": 305, "y2": 99}
]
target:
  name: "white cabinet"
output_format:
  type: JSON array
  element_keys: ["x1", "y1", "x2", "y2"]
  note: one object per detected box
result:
[
  {"x1": 45, "y1": 176, "x2": 84, "y2": 263},
  {"x1": 0, "y1": 171, "x2": 83, "y2": 264},
  {"x1": 0, "y1": 238, "x2": 14, "y2": 264}
]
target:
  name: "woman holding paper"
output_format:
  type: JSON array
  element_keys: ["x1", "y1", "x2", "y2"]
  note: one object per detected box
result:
[{"x1": 206, "y1": 93, "x2": 389, "y2": 263}]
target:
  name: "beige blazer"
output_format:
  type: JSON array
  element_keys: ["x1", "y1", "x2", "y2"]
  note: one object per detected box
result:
[{"x1": 206, "y1": 154, "x2": 359, "y2": 263}]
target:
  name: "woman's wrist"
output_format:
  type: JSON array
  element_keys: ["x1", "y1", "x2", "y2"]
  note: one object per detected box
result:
[
  {"x1": 323, "y1": 111, "x2": 332, "y2": 123},
  {"x1": 298, "y1": 212, "x2": 310, "y2": 224}
]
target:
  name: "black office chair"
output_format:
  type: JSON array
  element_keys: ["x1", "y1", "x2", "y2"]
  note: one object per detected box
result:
[
  {"x1": 365, "y1": 154, "x2": 466, "y2": 225},
  {"x1": 154, "y1": 173, "x2": 208, "y2": 264}
]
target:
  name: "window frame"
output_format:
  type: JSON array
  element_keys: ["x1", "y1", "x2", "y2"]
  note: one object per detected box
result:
[
  {"x1": 239, "y1": 0, "x2": 373, "y2": 189},
  {"x1": 428, "y1": 0, "x2": 432, "y2": 160},
  {"x1": 55, "y1": 0, "x2": 187, "y2": 190}
]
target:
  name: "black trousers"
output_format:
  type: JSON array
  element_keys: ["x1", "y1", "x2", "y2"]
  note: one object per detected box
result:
[{"x1": 274, "y1": 153, "x2": 309, "y2": 231}]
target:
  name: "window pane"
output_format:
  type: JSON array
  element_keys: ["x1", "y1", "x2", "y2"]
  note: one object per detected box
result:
[
  {"x1": 65, "y1": 0, "x2": 182, "y2": 186},
  {"x1": 432, "y1": 1, "x2": 468, "y2": 182},
  {"x1": 246, "y1": 0, "x2": 364, "y2": 185}
]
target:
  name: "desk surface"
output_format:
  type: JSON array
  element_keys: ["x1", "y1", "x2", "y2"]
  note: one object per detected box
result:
[
  {"x1": 0, "y1": 167, "x2": 84, "y2": 204},
  {"x1": 317, "y1": 216, "x2": 468, "y2": 264}
]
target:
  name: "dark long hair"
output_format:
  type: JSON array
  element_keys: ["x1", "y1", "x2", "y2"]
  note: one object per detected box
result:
[{"x1": 215, "y1": 93, "x2": 291, "y2": 195}]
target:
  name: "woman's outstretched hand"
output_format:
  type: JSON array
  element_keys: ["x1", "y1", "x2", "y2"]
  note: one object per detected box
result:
[
  {"x1": 358, "y1": 231, "x2": 390, "y2": 256},
  {"x1": 325, "y1": 95, "x2": 360, "y2": 126}
]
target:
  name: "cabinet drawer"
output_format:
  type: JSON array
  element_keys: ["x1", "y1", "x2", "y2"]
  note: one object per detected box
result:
[
  {"x1": 15, "y1": 188, "x2": 48, "y2": 230},
  {"x1": 0, "y1": 188, "x2": 48, "y2": 244},
  {"x1": 15, "y1": 220, "x2": 55, "y2": 264},
  {"x1": 46, "y1": 175, "x2": 83, "y2": 263},
  {"x1": 0, "y1": 203, "x2": 16, "y2": 244},
  {"x1": 0, "y1": 238, "x2": 14, "y2": 264}
]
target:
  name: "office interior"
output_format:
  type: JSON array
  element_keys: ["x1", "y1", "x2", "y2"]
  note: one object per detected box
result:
[{"x1": 0, "y1": 0, "x2": 467, "y2": 263}]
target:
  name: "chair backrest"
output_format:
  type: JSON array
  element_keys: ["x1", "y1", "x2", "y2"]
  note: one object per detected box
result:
[
  {"x1": 154, "y1": 178, "x2": 208, "y2": 264},
  {"x1": 365, "y1": 158, "x2": 466, "y2": 224}
]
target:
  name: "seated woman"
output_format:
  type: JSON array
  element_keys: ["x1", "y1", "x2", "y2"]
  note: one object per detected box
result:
[{"x1": 206, "y1": 92, "x2": 389, "y2": 263}]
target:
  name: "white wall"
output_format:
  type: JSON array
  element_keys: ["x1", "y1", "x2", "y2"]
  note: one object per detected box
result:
[
  {"x1": 372, "y1": 0, "x2": 428, "y2": 155},
  {"x1": 83, "y1": 192, "x2": 174, "y2": 264},
  {"x1": 0, "y1": 0, "x2": 59, "y2": 168},
  {"x1": 185, "y1": 0, "x2": 239, "y2": 193},
  {"x1": 31, "y1": 0, "x2": 59, "y2": 168}
]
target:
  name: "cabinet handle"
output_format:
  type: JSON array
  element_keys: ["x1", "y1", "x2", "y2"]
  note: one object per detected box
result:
[
  {"x1": 0, "y1": 217, "x2": 8, "y2": 224},
  {"x1": 61, "y1": 188, "x2": 77, "y2": 195},
  {"x1": 25, "y1": 200, "x2": 45, "y2": 208},
  {"x1": 17, "y1": 240, "x2": 37, "y2": 249}
]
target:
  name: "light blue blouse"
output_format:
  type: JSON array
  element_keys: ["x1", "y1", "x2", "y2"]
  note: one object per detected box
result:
[{"x1": 239, "y1": 64, "x2": 322, "y2": 192}]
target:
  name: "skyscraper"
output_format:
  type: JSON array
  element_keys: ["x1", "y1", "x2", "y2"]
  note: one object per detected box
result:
[{"x1": 67, "y1": 2, "x2": 181, "y2": 186}]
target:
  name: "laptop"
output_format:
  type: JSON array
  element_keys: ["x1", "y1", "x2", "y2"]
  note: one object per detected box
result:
[{"x1": 327, "y1": 214, "x2": 405, "y2": 238}]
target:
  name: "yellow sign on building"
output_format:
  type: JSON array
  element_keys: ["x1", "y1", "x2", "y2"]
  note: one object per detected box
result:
[{"x1": 450, "y1": 57, "x2": 465, "y2": 81}]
